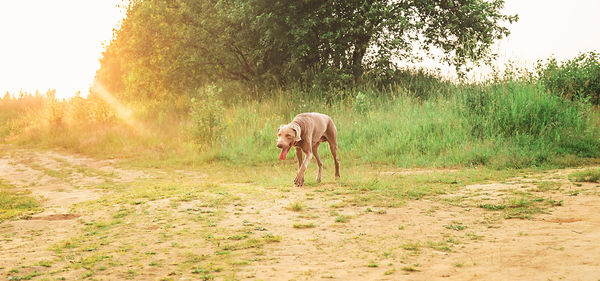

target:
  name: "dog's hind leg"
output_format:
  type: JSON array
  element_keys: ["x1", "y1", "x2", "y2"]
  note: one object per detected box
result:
[{"x1": 312, "y1": 144, "x2": 323, "y2": 183}]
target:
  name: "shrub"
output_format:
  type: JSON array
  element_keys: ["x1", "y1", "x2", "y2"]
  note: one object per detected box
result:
[
  {"x1": 189, "y1": 85, "x2": 226, "y2": 147},
  {"x1": 537, "y1": 51, "x2": 600, "y2": 104}
]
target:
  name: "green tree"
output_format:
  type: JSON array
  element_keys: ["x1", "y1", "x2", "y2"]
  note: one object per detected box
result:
[{"x1": 95, "y1": 0, "x2": 517, "y2": 101}]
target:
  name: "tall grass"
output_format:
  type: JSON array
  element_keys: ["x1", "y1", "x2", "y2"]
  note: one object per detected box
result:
[
  {"x1": 2, "y1": 71, "x2": 599, "y2": 169},
  {"x1": 209, "y1": 81, "x2": 599, "y2": 168}
]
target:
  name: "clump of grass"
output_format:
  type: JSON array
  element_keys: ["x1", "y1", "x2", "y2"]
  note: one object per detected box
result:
[
  {"x1": 535, "y1": 181, "x2": 562, "y2": 192},
  {"x1": 293, "y1": 222, "x2": 316, "y2": 229},
  {"x1": 478, "y1": 195, "x2": 562, "y2": 219},
  {"x1": 478, "y1": 203, "x2": 506, "y2": 210},
  {"x1": 334, "y1": 215, "x2": 350, "y2": 223},
  {"x1": 0, "y1": 190, "x2": 41, "y2": 221},
  {"x1": 569, "y1": 168, "x2": 600, "y2": 183},
  {"x1": 444, "y1": 224, "x2": 465, "y2": 231},
  {"x1": 401, "y1": 266, "x2": 419, "y2": 272},
  {"x1": 287, "y1": 201, "x2": 304, "y2": 212},
  {"x1": 401, "y1": 241, "x2": 421, "y2": 252},
  {"x1": 37, "y1": 260, "x2": 53, "y2": 267},
  {"x1": 427, "y1": 241, "x2": 452, "y2": 252}
]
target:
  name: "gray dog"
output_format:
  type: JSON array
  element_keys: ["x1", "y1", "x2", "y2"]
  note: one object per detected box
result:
[{"x1": 276, "y1": 112, "x2": 340, "y2": 186}]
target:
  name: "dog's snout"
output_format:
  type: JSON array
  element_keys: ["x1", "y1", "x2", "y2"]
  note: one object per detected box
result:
[{"x1": 276, "y1": 143, "x2": 283, "y2": 149}]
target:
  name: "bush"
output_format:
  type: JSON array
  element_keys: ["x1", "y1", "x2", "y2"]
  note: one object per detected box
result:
[
  {"x1": 537, "y1": 51, "x2": 600, "y2": 104},
  {"x1": 189, "y1": 85, "x2": 226, "y2": 147}
]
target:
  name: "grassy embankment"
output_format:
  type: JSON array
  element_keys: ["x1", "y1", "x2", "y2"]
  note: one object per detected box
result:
[{"x1": 1, "y1": 74, "x2": 599, "y2": 170}]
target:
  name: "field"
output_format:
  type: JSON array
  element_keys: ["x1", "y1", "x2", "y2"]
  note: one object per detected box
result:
[
  {"x1": 2, "y1": 52, "x2": 600, "y2": 280},
  {"x1": 1, "y1": 144, "x2": 600, "y2": 280},
  {"x1": 2, "y1": 0, "x2": 600, "y2": 279}
]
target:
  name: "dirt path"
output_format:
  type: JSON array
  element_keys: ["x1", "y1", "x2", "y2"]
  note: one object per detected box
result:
[
  {"x1": 0, "y1": 146, "x2": 145, "y2": 271},
  {"x1": 1, "y1": 146, "x2": 599, "y2": 280}
]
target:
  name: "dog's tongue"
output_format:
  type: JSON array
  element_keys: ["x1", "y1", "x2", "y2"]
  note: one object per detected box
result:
[{"x1": 279, "y1": 147, "x2": 290, "y2": 160}]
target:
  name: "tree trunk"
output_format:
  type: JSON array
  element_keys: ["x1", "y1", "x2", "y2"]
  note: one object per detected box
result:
[{"x1": 351, "y1": 34, "x2": 371, "y2": 83}]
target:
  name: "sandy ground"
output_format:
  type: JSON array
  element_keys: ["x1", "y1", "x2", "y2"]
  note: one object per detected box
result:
[{"x1": 1, "y1": 145, "x2": 599, "y2": 280}]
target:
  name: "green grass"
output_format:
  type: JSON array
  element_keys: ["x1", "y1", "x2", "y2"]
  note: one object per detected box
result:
[
  {"x1": 569, "y1": 168, "x2": 600, "y2": 182},
  {"x1": 0, "y1": 189, "x2": 41, "y2": 221},
  {"x1": 478, "y1": 195, "x2": 562, "y2": 219},
  {"x1": 2, "y1": 77, "x2": 600, "y2": 171}
]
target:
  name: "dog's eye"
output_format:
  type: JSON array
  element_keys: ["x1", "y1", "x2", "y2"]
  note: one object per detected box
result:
[{"x1": 285, "y1": 134, "x2": 291, "y2": 137}]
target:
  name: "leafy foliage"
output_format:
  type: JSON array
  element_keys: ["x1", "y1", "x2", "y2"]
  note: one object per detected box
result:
[
  {"x1": 95, "y1": 0, "x2": 517, "y2": 102},
  {"x1": 537, "y1": 51, "x2": 600, "y2": 104}
]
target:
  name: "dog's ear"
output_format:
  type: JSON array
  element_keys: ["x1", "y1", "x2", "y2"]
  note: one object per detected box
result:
[{"x1": 291, "y1": 124, "x2": 302, "y2": 142}]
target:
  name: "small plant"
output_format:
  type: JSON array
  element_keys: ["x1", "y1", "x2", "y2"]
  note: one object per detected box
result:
[
  {"x1": 335, "y1": 215, "x2": 350, "y2": 223},
  {"x1": 287, "y1": 201, "x2": 304, "y2": 212}
]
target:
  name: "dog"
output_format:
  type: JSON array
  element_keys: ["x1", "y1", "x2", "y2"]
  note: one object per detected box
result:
[{"x1": 276, "y1": 112, "x2": 340, "y2": 186}]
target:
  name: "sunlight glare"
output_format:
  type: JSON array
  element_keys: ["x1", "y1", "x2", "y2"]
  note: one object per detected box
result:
[
  {"x1": 91, "y1": 81, "x2": 145, "y2": 135},
  {"x1": 0, "y1": 1, "x2": 124, "y2": 99}
]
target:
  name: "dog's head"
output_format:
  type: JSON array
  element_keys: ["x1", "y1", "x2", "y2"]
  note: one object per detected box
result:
[{"x1": 276, "y1": 123, "x2": 301, "y2": 160}]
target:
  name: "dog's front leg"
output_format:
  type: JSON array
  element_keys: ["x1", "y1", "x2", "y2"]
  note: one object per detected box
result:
[
  {"x1": 295, "y1": 147, "x2": 303, "y2": 169},
  {"x1": 294, "y1": 152, "x2": 312, "y2": 187}
]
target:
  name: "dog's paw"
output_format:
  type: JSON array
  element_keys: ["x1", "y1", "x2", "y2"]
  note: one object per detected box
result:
[
  {"x1": 294, "y1": 176, "x2": 304, "y2": 187},
  {"x1": 316, "y1": 176, "x2": 321, "y2": 183}
]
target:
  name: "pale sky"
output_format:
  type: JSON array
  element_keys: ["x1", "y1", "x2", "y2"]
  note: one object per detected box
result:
[
  {"x1": 0, "y1": 0, "x2": 599, "y2": 99},
  {"x1": 0, "y1": 0, "x2": 124, "y2": 99}
]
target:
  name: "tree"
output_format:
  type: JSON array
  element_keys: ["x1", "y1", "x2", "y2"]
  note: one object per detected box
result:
[{"x1": 95, "y1": 0, "x2": 517, "y2": 101}]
